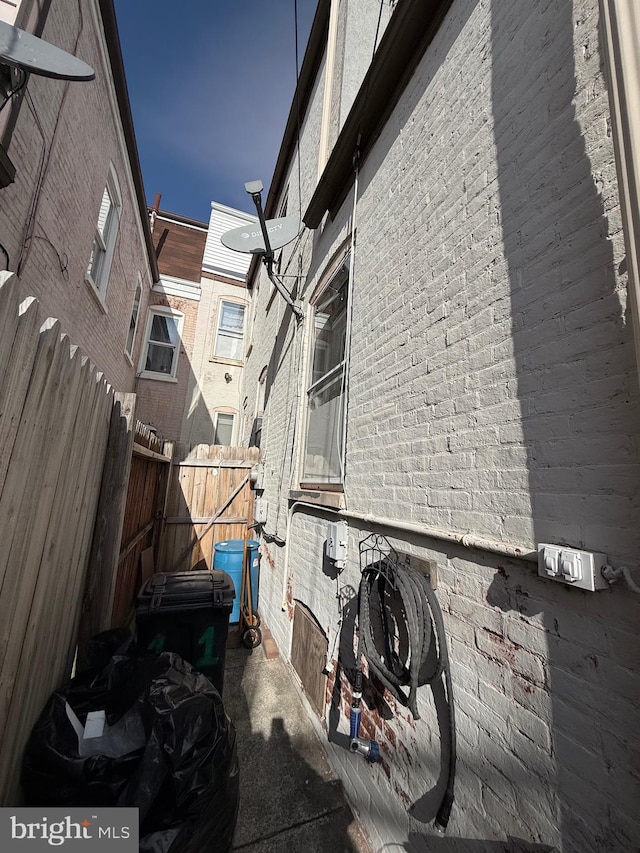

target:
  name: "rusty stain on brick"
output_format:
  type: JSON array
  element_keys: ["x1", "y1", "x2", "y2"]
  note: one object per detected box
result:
[
  {"x1": 393, "y1": 782, "x2": 413, "y2": 808},
  {"x1": 398, "y1": 740, "x2": 414, "y2": 767},
  {"x1": 378, "y1": 757, "x2": 392, "y2": 781},
  {"x1": 383, "y1": 722, "x2": 397, "y2": 747},
  {"x1": 263, "y1": 543, "x2": 276, "y2": 570},
  {"x1": 286, "y1": 577, "x2": 294, "y2": 620}
]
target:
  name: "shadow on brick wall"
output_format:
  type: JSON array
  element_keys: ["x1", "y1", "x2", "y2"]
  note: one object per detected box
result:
[{"x1": 492, "y1": 0, "x2": 640, "y2": 849}]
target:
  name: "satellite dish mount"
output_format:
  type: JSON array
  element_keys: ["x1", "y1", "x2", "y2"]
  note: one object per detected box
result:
[
  {"x1": 0, "y1": 20, "x2": 95, "y2": 111},
  {"x1": 220, "y1": 180, "x2": 304, "y2": 320}
]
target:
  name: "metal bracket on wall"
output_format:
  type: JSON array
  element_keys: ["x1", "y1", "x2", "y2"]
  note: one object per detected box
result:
[{"x1": 396, "y1": 552, "x2": 438, "y2": 590}]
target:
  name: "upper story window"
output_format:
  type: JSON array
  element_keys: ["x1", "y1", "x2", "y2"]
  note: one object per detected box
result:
[
  {"x1": 250, "y1": 366, "x2": 268, "y2": 448},
  {"x1": 302, "y1": 258, "x2": 349, "y2": 485},
  {"x1": 213, "y1": 299, "x2": 246, "y2": 362},
  {"x1": 138, "y1": 306, "x2": 184, "y2": 382},
  {"x1": 125, "y1": 277, "x2": 142, "y2": 359},
  {"x1": 86, "y1": 165, "x2": 121, "y2": 301}
]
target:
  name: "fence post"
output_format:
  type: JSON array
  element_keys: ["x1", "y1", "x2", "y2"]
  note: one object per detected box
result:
[
  {"x1": 153, "y1": 440, "x2": 174, "y2": 562},
  {"x1": 77, "y1": 392, "x2": 136, "y2": 665}
]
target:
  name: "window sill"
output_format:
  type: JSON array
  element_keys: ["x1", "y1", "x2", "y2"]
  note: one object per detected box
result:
[
  {"x1": 123, "y1": 350, "x2": 134, "y2": 367},
  {"x1": 209, "y1": 356, "x2": 244, "y2": 367},
  {"x1": 85, "y1": 276, "x2": 108, "y2": 314},
  {"x1": 138, "y1": 371, "x2": 178, "y2": 383},
  {"x1": 289, "y1": 489, "x2": 345, "y2": 510}
]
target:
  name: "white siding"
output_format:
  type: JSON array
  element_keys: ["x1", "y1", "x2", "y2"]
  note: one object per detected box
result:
[{"x1": 202, "y1": 202, "x2": 257, "y2": 280}]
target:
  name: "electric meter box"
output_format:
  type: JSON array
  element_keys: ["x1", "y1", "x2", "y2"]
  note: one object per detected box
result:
[
  {"x1": 255, "y1": 497, "x2": 268, "y2": 524},
  {"x1": 326, "y1": 520, "x2": 348, "y2": 563}
]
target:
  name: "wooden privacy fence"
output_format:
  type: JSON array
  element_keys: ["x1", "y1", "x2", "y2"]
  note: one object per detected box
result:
[
  {"x1": 159, "y1": 444, "x2": 260, "y2": 574},
  {"x1": 109, "y1": 424, "x2": 172, "y2": 628},
  {"x1": 0, "y1": 272, "x2": 114, "y2": 803}
]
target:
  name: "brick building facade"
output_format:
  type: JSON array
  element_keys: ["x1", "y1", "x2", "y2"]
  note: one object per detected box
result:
[
  {"x1": 242, "y1": 1, "x2": 640, "y2": 850},
  {"x1": 0, "y1": 0, "x2": 157, "y2": 392},
  {"x1": 135, "y1": 203, "x2": 255, "y2": 445}
]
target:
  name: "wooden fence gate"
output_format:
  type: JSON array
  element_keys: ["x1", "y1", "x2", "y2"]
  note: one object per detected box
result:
[
  {"x1": 159, "y1": 444, "x2": 260, "y2": 574},
  {"x1": 109, "y1": 425, "x2": 173, "y2": 628}
]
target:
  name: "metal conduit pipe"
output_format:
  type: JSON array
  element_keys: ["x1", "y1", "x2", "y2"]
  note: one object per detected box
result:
[
  {"x1": 281, "y1": 501, "x2": 336, "y2": 610},
  {"x1": 279, "y1": 505, "x2": 535, "y2": 612},
  {"x1": 338, "y1": 510, "x2": 538, "y2": 564},
  {"x1": 280, "y1": 502, "x2": 536, "y2": 613}
]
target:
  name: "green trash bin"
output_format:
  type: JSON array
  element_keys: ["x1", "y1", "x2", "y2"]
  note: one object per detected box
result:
[{"x1": 136, "y1": 570, "x2": 235, "y2": 694}]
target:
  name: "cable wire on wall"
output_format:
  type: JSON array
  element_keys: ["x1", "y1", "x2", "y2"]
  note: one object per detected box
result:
[{"x1": 17, "y1": 0, "x2": 85, "y2": 278}]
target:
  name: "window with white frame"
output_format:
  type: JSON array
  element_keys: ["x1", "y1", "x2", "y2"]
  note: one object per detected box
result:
[
  {"x1": 139, "y1": 306, "x2": 184, "y2": 380},
  {"x1": 86, "y1": 166, "x2": 121, "y2": 299},
  {"x1": 213, "y1": 300, "x2": 246, "y2": 362},
  {"x1": 214, "y1": 412, "x2": 235, "y2": 446},
  {"x1": 303, "y1": 258, "x2": 349, "y2": 485},
  {"x1": 125, "y1": 277, "x2": 142, "y2": 358},
  {"x1": 250, "y1": 366, "x2": 268, "y2": 448}
]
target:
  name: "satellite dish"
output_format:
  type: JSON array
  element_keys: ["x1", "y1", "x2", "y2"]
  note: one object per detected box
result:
[
  {"x1": 221, "y1": 214, "x2": 302, "y2": 255},
  {"x1": 0, "y1": 19, "x2": 95, "y2": 82}
]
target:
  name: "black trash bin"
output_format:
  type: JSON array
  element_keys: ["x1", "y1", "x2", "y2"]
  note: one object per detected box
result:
[{"x1": 136, "y1": 570, "x2": 235, "y2": 694}]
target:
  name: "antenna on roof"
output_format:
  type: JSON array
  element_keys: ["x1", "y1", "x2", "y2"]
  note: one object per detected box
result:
[{"x1": 0, "y1": 19, "x2": 95, "y2": 110}]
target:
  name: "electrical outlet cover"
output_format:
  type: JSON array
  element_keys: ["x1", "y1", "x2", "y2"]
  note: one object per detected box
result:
[{"x1": 537, "y1": 544, "x2": 608, "y2": 591}]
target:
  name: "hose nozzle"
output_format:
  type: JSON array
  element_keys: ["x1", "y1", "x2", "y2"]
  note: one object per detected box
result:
[{"x1": 349, "y1": 737, "x2": 379, "y2": 763}]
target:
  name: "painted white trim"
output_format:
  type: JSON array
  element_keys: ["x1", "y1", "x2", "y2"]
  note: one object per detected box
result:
[
  {"x1": 153, "y1": 274, "x2": 201, "y2": 301},
  {"x1": 212, "y1": 297, "x2": 247, "y2": 363},
  {"x1": 87, "y1": 0, "x2": 152, "y2": 267},
  {"x1": 318, "y1": 0, "x2": 340, "y2": 180},
  {"x1": 124, "y1": 273, "x2": 143, "y2": 357},
  {"x1": 213, "y1": 410, "x2": 236, "y2": 446},
  {"x1": 85, "y1": 162, "x2": 121, "y2": 301},
  {"x1": 600, "y1": 0, "x2": 640, "y2": 389},
  {"x1": 84, "y1": 276, "x2": 108, "y2": 314},
  {"x1": 210, "y1": 201, "x2": 257, "y2": 222},
  {"x1": 201, "y1": 262, "x2": 248, "y2": 281},
  {"x1": 138, "y1": 304, "x2": 185, "y2": 380}
]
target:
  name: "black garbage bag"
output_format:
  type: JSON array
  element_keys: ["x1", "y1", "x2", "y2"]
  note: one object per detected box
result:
[{"x1": 22, "y1": 630, "x2": 239, "y2": 853}]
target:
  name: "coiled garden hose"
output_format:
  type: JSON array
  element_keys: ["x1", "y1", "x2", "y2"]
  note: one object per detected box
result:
[{"x1": 357, "y1": 562, "x2": 456, "y2": 832}]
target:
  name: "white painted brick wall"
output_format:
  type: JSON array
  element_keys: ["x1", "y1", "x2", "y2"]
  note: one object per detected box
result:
[{"x1": 245, "y1": 0, "x2": 640, "y2": 849}]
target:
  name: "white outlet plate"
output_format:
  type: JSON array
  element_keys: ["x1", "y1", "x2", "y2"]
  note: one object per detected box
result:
[{"x1": 537, "y1": 544, "x2": 609, "y2": 591}]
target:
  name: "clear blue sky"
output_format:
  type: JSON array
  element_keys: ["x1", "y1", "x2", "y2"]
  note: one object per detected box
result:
[{"x1": 113, "y1": 0, "x2": 316, "y2": 221}]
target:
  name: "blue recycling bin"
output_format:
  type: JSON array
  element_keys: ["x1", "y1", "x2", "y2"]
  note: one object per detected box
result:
[{"x1": 213, "y1": 539, "x2": 260, "y2": 624}]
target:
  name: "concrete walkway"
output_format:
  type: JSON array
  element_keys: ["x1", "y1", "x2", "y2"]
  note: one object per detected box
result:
[{"x1": 223, "y1": 629, "x2": 372, "y2": 853}]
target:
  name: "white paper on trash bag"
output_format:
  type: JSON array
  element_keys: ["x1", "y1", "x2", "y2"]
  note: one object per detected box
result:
[{"x1": 64, "y1": 701, "x2": 145, "y2": 758}]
